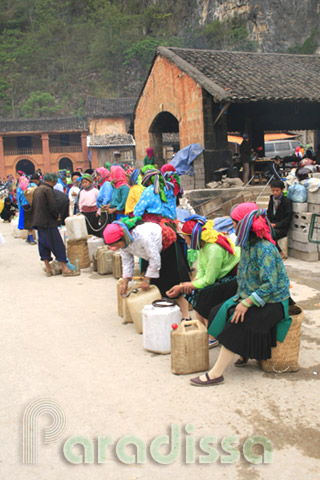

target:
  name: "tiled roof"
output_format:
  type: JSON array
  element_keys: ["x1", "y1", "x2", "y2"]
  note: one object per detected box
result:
[
  {"x1": 158, "y1": 47, "x2": 320, "y2": 103},
  {"x1": 85, "y1": 97, "x2": 137, "y2": 117},
  {"x1": 89, "y1": 134, "x2": 135, "y2": 147},
  {"x1": 0, "y1": 117, "x2": 88, "y2": 133}
]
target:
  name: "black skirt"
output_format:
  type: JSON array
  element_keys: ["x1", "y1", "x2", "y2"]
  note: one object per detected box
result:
[
  {"x1": 186, "y1": 277, "x2": 238, "y2": 319},
  {"x1": 83, "y1": 211, "x2": 108, "y2": 237},
  {"x1": 141, "y1": 235, "x2": 190, "y2": 297},
  {"x1": 208, "y1": 301, "x2": 284, "y2": 360}
]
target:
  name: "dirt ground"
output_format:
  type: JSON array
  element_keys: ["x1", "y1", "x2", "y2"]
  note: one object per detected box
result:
[{"x1": 1, "y1": 221, "x2": 319, "y2": 480}]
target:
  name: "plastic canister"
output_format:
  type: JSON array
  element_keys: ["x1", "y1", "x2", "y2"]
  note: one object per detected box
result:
[
  {"x1": 117, "y1": 277, "x2": 144, "y2": 320},
  {"x1": 112, "y1": 251, "x2": 123, "y2": 279},
  {"x1": 65, "y1": 214, "x2": 88, "y2": 241},
  {"x1": 143, "y1": 299, "x2": 181, "y2": 354},
  {"x1": 95, "y1": 246, "x2": 113, "y2": 275},
  {"x1": 171, "y1": 320, "x2": 209, "y2": 375},
  {"x1": 126, "y1": 286, "x2": 162, "y2": 334},
  {"x1": 87, "y1": 235, "x2": 105, "y2": 262}
]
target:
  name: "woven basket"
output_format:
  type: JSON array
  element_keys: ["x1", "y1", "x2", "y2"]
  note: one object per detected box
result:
[
  {"x1": 259, "y1": 305, "x2": 303, "y2": 373},
  {"x1": 67, "y1": 239, "x2": 90, "y2": 269}
]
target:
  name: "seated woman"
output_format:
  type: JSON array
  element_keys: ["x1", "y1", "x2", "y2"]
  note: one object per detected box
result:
[
  {"x1": 1, "y1": 196, "x2": 17, "y2": 222},
  {"x1": 103, "y1": 217, "x2": 191, "y2": 319},
  {"x1": 124, "y1": 168, "x2": 144, "y2": 216},
  {"x1": 107, "y1": 166, "x2": 130, "y2": 220},
  {"x1": 133, "y1": 166, "x2": 166, "y2": 223},
  {"x1": 190, "y1": 202, "x2": 291, "y2": 386},
  {"x1": 166, "y1": 216, "x2": 240, "y2": 348}
]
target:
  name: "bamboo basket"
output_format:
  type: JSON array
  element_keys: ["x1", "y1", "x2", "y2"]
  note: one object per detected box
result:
[
  {"x1": 259, "y1": 305, "x2": 304, "y2": 373},
  {"x1": 67, "y1": 239, "x2": 90, "y2": 269}
]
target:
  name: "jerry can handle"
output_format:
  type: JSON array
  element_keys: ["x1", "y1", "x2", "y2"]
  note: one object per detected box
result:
[{"x1": 181, "y1": 319, "x2": 199, "y2": 329}]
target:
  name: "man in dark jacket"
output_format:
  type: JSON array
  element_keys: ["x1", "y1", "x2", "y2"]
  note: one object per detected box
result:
[
  {"x1": 267, "y1": 179, "x2": 292, "y2": 256},
  {"x1": 32, "y1": 173, "x2": 79, "y2": 277}
]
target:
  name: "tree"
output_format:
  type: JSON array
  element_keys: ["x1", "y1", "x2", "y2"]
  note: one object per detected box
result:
[{"x1": 20, "y1": 91, "x2": 60, "y2": 117}]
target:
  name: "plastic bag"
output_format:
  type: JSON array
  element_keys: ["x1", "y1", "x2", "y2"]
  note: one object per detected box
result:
[{"x1": 287, "y1": 183, "x2": 307, "y2": 203}]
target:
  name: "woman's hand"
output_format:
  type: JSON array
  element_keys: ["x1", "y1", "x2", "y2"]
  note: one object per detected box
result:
[
  {"x1": 120, "y1": 278, "x2": 130, "y2": 295},
  {"x1": 181, "y1": 282, "x2": 194, "y2": 294},
  {"x1": 231, "y1": 303, "x2": 248, "y2": 324},
  {"x1": 166, "y1": 285, "x2": 181, "y2": 297},
  {"x1": 140, "y1": 280, "x2": 150, "y2": 291},
  {"x1": 108, "y1": 207, "x2": 117, "y2": 214}
]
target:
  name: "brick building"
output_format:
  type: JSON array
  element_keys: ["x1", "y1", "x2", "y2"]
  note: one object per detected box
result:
[
  {"x1": 0, "y1": 117, "x2": 89, "y2": 179},
  {"x1": 85, "y1": 97, "x2": 136, "y2": 168},
  {"x1": 134, "y1": 47, "x2": 320, "y2": 187}
]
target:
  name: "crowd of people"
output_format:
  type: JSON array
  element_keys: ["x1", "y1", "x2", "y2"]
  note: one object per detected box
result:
[{"x1": 0, "y1": 145, "x2": 295, "y2": 386}]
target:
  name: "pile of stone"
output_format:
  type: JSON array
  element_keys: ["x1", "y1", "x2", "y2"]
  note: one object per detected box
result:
[
  {"x1": 288, "y1": 190, "x2": 320, "y2": 262},
  {"x1": 206, "y1": 176, "x2": 243, "y2": 189}
]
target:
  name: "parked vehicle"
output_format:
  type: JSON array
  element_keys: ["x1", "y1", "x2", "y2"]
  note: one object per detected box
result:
[{"x1": 264, "y1": 139, "x2": 300, "y2": 159}]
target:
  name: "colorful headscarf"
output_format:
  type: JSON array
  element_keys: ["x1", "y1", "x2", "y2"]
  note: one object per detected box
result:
[
  {"x1": 96, "y1": 167, "x2": 110, "y2": 186},
  {"x1": 141, "y1": 166, "x2": 167, "y2": 203},
  {"x1": 103, "y1": 216, "x2": 142, "y2": 246},
  {"x1": 146, "y1": 147, "x2": 154, "y2": 159},
  {"x1": 182, "y1": 215, "x2": 235, "y2": 254},
  {"x1": 18, "y1": 175, "x2": 29, "y2": 191},
  {"x1": 81, "y1": 173, "x2": 96, "y2": 191},
  {"x1": 231, "y1": 202, "x2": 275, "y2": 247},
  {"x1": 110, "y1": 165, "x2": 129, "y2": 188},
  {"x1": 129, "y1": 168, "x2": 141, "y2": 186},
  {"x1": 161, "y1": 163, "x2": 182, "y2": 197}
]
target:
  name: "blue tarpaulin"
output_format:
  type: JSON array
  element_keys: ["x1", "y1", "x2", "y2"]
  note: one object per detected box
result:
[{"x1": 171, "y1": 143, "x2": 204, "y2": 176}]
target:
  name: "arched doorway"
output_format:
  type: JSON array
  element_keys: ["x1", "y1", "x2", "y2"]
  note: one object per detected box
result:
[
  {"x1": 59, "y1": 157, "x2": 73, "y2": 171},
  {"x1": 16, "y1": 159, "x2": 35, "y2": 175},
  {"x1": 149, "y1": 112, "x2": 180, "y2": 166}
]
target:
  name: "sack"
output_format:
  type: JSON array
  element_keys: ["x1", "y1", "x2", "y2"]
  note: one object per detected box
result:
[
  {"x1": 287, "y1": 183, "x2": 307, "y2": 203},
  {"x1": 23, "y1": 186, "x2": 37, "y2": 206}
]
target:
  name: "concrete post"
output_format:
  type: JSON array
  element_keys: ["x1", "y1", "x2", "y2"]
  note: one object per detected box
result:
[{"x1": 41, "y1": 133, "x2": 51, "y2": 173}]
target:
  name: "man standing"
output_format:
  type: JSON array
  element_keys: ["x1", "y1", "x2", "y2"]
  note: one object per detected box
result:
[
  {"x1": 32, "y1": 173, "x2": 79, "y2": 277},
  {"x1": 240, "y1": 133, "x2": 251, "y2": 184},
  {"x1": 267, "y1": 179, "x2": 292, "y2": 259}
]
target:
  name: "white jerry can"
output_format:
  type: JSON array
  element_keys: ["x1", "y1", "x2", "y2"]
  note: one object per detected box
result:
[
  {"x1": 65, "y1": 214, "x2": 88, "y2": 241},
  {"x1": 143, "y1": 299, "x2": 181, "y2": 354},
  {"x1": 87, "y1": 236, "x2": 105, "y2": 262}
]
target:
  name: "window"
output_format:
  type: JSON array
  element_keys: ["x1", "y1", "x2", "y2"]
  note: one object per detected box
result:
[
  {"x1": 59, "y1": 134, "x2": 70, "y2": 146},
  {"x1": 265, "y1": 143, "x2": 275, "y2": 153},
  {"x1": 275, "y1": 142, "x2": 290, "y2": 151},
  {"x1": 291, "y1": 141, "x2": 299, "y2": 149},
  {"x1": 17, "y1": 136, "x2": 32, "y2": 149}
]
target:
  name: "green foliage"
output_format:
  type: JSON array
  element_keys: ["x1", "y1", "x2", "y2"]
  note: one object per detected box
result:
[
  {"x1": 287, "y1": 30, "x2": 319, "y2": 55},
  {"x1": 20, "y1": 91, "x2": 60, "y2": 117},
  {"x1": 124, "y1": 37, "x2": 182, "y2": 69}
]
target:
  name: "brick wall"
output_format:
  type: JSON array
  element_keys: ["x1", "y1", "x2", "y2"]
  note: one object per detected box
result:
[{"x1": 134, "y1": 55, "x2": 205, "y2": 163}]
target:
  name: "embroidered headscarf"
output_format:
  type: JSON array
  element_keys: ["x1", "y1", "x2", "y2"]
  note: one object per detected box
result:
[
  {"x1": 18, "y1": 175, "x2": 29, "y2": 191},
  {"x1": 81, "y1": 173, "x2": 95, "y2": 191},
  {"x1": 182, "y1": 215, "x2": 235, "y2": 254},
  {"x1": 141, "y1": 165, "x2": 167, "y2": 203},
  {"x1": 96, "y1": 167, "x2": 110, "y2": 186},
  {"x1": 110, "y1": 166, "x2": 129, "y2": 188},
  {"x1": 129, "y1": 168, "x2": 141, "y2": 186},
  {"x1": 161, "y1": 164, "x2": 182, "y2": 197},
  {"x1": 231, "y1": 202, "x2": 275, "y2": 247}
]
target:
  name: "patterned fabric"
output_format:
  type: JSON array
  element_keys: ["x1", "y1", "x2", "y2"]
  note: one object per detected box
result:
[
  {"x1": 141, "y1": 167, "x2": 167, "y2": 203},
  {"x1": 162, "y1": 186, "x2": 177, "y2": 220},
  {"x1": 231, "y1": 202, "x2": 275, "y2": 247},
  {"x1": 133, "y1": 185, "x2": 163, "y2": 217},
  {"x1": 120, "y1": 223, "x2": 162, "y2": 278},
  {"x1": 124, "y1": 184, "x2": 144, "y2": 216},
  {"x1": 237, "y1": 238, "x2": 290, "y2": 306},
  {"x1": 272, "y1": 193, "x2": 283, "y2": 216},
  {"x1": 160, "y1": 221, "x2": 177, "y2": 251}
]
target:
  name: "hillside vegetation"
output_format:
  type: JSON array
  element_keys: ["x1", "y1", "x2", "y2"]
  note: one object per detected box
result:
[{"x1": 0, "y1": 0, "x2": 318, "y2": 119}]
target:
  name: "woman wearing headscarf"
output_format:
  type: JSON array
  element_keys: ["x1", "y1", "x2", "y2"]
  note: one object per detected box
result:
[
  {"x1": 96, "y1": 167, "x2": 113, "y2": 211},
  {"x1": 79, "y1": 173, "x2": 102, "y2": 236},
  {"x1": 103, "y1": 217, "x2": 190, "y2": 319},
  {"x1": 17, "y1": 175, "x2": 37, "y2": 244},
  {"x1": 143, "y1": 147, "x2": 155, "y2": 166},
  {"x1": 124, "y1": 168, "x2": 144, "y2": 216},
  {"x1": 160, "y1": 164, "x2": 182, "y2": 220},
  {"x1": 133, "y1": 166, "x2": 167, "y2": 223},
  {"x1": 190, "y1": 203, "x2": 292, "y2": 386},
  {"x1": 106, "y1": 166, "x2": 130, "y2": 220},
  {"x1": 166, "y1": 215, "x2": 240, "y2": 348}
]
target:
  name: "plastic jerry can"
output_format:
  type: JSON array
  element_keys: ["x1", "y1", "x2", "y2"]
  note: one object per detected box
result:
[
  {"x1": 171, "y1": 320, "x2": 209, "y2": 375},
  {"x1": 117, "y1": 277, "x2": 144, "y2": 320},
  {"x1": 126, "y1": 286, "x2": 161, "y2": 334},
  {"x1": 95, "y1": 246, "x2": 113, "y2": 275},
  {"x1": 143, "y1": 299, "x2": 181, "y2": 354},
  {"x1": 65, "y1": 214, "x2": 88, "y2": 241},
  {"x1": 87, "y1": 235, "x2": 105, "y2": 262},
  {"x1": 112, "y1": 251, "x2": 122, "y2": 279}
]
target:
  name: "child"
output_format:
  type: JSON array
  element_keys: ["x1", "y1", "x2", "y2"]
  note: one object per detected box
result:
[
  {"x1": 68, "y1": 172, "x2": 81, "y2": 216},
  {"x1": 1, "y1": 197, "x2": 17, "y2": 222}
]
